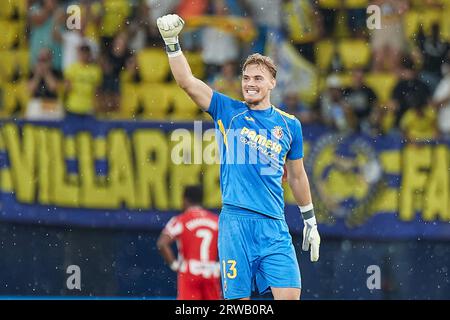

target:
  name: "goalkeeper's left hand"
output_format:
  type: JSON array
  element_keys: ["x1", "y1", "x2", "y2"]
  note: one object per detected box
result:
[
  {"x1": 302, "y1": 217, "x2": 321, "y2": 262},
  {"x1": 156, "y1": 14, "x2": 185, "y2": 46}
]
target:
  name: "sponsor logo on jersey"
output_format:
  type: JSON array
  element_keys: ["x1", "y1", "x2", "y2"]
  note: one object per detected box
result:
[{"x1": 240, "y1": 127, "x2": 283, "y2": 155}]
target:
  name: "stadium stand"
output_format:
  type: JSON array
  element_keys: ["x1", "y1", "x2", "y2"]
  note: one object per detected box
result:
[{"x1": 0, "y1": 0, "x2": 447, "y2": 134}]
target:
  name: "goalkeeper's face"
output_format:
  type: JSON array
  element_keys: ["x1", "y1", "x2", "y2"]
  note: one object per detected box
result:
[{"x1": 242, "y1": 64, "x2": 276, "y2": 106}]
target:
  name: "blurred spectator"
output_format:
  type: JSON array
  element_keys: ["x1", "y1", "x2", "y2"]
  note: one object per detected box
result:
[
  {"x1": 282, "y1": 0, "x2": 323, "y2": 63},
  {"x1": 29, "y1": 0, "x2": 64, "y2": 71},
  {"x1": 347, "y1": 1, "x2": 368, "y2": 37},
  {"x1": 391, "y1": 56, "x2": 431, "y2": 126},
  {"x1": 96, "y1": 0, "x2": 132, "y2": 51},
  {"x1": 279, "y1": 88, "x2": 316, "y2": 124},
  {"x1": 210, "y1": 61, "x2": 242, "y2": 100},
  {"x1": 63, "y1": 44, "x2": 102, "y2": 119},
  {"x1": 318, "y1": 75, "x2": 355, "y2": 132},
  {"x1": 318, "y1": 0, "x2": 366, "y2": 38},
  {"x1": 400, "y1": 103, "x2": 437, "y2": 142},
  {"x1": 56, "y1": 3, "x2": 99, "y2": 71},
  {"x1": 137, "y1": 1, "x2": 180, "y2": 49},
  {"x1": 416, "y1": 23, "x2": 449, "y2": 92},
  {"x1": 224, "y1": 0, "x2": 248, "y2": 15},
  {"x1": 244, "y1": 0, "x2": 282, "y2": 54},
  {"x1": 146, "y1": 0, "x2": 180, "y2": 22},
  {"x1": 129, "y1": 0, "x2": 167, "y2": 52},
  {"x1": 177, "y1": 0, "x2": 209, "y2": 51},
  {"x1": 369, "y1": 103, "x2": 397, "y2": 136},
  {"x1": 26, "y1": 48, "x2": 64, "y2": 120},
  {"x1": 370, "y1": 0, "x2": 409, "y2": 72},
  {"x1": 97, "y1": 32, "x2": 131, "y2": 114},
  {"x1": 201, "y1": 0, "x2": 240, "y2": 81},
  {"x1": 329, "y1": 42, "x2": 344, "y2": 73},
  {"x1": 177, "y1": 0, "x2": 208, "y2": 19},
  {"x1": 342, "y1": 69, "x2": 378, "y2": 133},
  {"x1": 432, "y1": 56, "x2": 450, "y2": 138},
  {"x1": 317, "y1": 0, "x2": 342, "y2": 37},
  {"x1": 121, "y1": 54, "x2": 142, "y2": 84}
]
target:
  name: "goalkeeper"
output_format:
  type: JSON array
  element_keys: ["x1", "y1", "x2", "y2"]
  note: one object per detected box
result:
[{"x1": 157, "y1": 14, "x2": 320, "y2": 300}]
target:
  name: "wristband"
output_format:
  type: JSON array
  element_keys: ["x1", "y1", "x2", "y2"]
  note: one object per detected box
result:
[
  {"x1": 299, "y1": 203, "x2": 315, "y2": 220},
  {"x1": 165, "y1": 42, "x2": 182, "y2": 57}
]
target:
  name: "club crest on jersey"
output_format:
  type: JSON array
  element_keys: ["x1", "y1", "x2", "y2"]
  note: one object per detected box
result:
[{"x1": 272, "y1": 126, "x2": 283, "y2": 140}]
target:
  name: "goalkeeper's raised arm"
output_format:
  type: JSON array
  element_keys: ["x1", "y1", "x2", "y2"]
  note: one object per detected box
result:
[{"x1": 156, "y1": 14, "x2": 213, "y2": 111}]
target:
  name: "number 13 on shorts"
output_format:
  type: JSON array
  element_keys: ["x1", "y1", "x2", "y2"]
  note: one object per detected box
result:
[{"x1": 222, "y1": 259, "x2": 237, "y2": 279}]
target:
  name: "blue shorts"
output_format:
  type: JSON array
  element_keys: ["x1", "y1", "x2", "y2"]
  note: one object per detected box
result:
[{"x1": 218, "y1": 204, "x2": 301, "y2": 299}]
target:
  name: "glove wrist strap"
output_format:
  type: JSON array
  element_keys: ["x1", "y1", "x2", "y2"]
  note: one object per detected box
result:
[
  {"x1": 164, "y1": 37, "x2": 182, "y2": 57},
  {"x1": 299, "y1": 204, "x2": 317, "y2": 228},
  {"x1": 299, "y1": 203, "x2": 314, "y2": 220}
]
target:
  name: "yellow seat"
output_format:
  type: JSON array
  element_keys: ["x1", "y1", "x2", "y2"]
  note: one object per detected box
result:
[
  {"x1": 139, "y1": 83, "x2": 171, "y2": 120},
  {"x1": 137, "y1": 48, "x2": 170, "y2": 83},
  {"x1": 167, "y1": 84, "x2": 200, "y2": 120},
  {"x1": 421, "y1": 9, "x2": 442, "y2": 35},
  {"x1": 442, "y1": 3, "x2": 450, "y2": 41},
  {"x1": 201, "y1": 111, "x2": 213, "y2": 121},
  {"x1": 318, "y1": 0, "x2": 340, "y2": 9},
  {"x1": 0, "y1": 20, "x2": 19, "y2": 50},
  {"x1": 15, "y1": 0, "x2": 27, "y2": 18},
  {"x1": 404, "y1": 10, "x2": 421, "y2": 40},
  {"x1": 16, "y1": 20, "x2": 27, "y2": 48},
  {"x1": 0, "y1": 1, "x2": 14, "y2": 19},
  {"x1": 2, "y1": 80, "x2": 29, "y2": 116},
  {"x1": 184, "y1": 51, "x2": 205, "y2": 80},
  {"x1": 315, "y1": 39, "x2": 335, "y2": 72},
  {"x1": 0, "y1": 0, "x2": 27, "y2": 19},
  {"x1": 338, "y1": 39, "x2": 371, "y2": 70},
  {"x1": 404, "y1": 9, "x2": 443, "y2": 40},
  {"x1": 16, "y1": 49, "x2": 29, "y2": 77},
  {"x1": 0, "y1": 50, "x2": 29, "y2": 81},
  {"x1": 119, "y1": 82, "x2": 140, "y2": 118},
  {"x1": 364, "y1": 72, "x2": 398, "y2": 104},
  {"x1": 410, "y1": 0, "x2": 447, "y2": 8},
  {"x1": 345, "y1": 0, "x2": 368, "y2": 9},
  {"x1": 0, "y1": 50, "x2": 16, "y2": 81},
  {"x1": 100, "y1": 0, "x2": 131, "y2": 37}
]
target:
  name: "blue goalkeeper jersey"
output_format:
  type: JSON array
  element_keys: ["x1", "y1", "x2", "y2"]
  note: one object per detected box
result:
[{"x1": 207, "y1": 91, "x2": 304, "y2": 220}]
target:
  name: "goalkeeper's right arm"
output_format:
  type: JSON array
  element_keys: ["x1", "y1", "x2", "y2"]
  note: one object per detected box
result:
[{"x1": 156, "y1": 14, "x2": 213, "y2": 112}]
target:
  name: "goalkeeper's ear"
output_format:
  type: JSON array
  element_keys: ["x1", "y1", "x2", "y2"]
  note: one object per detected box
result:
[{"x1": 269, "y1": 79, "x2": 276, "y2": 90}]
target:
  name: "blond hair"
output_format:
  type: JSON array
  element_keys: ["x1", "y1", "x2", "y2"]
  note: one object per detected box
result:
[{"x1": 242, "y1": 53, "x2": 277, "y2": 79}]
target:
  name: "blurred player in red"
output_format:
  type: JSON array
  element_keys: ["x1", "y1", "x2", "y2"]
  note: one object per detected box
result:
[{"x1": 157, "y1": 186, "x2": 222, "y2": 300}]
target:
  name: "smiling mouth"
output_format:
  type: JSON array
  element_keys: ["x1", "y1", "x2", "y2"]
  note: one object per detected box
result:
[{"x1": 246, "y1": 90, "x2": 259, "y2": 96}]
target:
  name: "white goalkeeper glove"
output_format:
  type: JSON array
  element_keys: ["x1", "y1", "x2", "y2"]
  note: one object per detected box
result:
[
  {"x1": 300, "y1": 204, "x2": 321, "y2": 262},
  {"x1": 156, "y1": 14, "x2": 185, "y2": 57}
]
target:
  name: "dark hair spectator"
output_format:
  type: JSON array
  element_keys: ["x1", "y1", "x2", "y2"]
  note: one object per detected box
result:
[
  {"x1": 416, "y1": 23, "x2": 449, "y2": 92},
  {"x1": 26, "y1": 47, "x2": 64, "y2": 120},
  {"x1": 97, "y1": 31, "x2": 132, "y2": 115},
  {"x1": 391, "y1": 55, "x2": 432, "y2": 126},
  {"x1": 342, "y1": 69, "x2": 378, "y2": 133}
]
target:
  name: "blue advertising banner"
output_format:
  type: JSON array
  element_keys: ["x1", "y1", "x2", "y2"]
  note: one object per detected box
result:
[{"x1": 0, "y1": 119, "x2": 449, "y2": 239}]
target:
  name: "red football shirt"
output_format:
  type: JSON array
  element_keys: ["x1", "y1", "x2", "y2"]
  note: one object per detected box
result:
[{"x1": 163, "y1": 207, "x2": 220, "y2": 279}]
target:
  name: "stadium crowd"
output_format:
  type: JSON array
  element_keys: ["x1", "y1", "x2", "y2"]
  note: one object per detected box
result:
[{"x1": 0, "y1": 0, "x2": 449, "y2": 141}]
